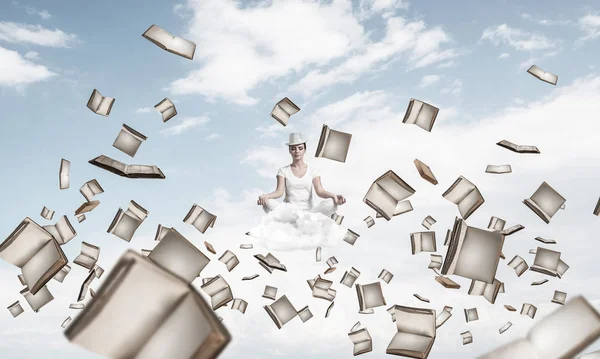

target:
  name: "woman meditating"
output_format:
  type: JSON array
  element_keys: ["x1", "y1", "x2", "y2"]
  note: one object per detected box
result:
[{"x1": 257, "y1": 132, "x2": 346, "y2": 216}]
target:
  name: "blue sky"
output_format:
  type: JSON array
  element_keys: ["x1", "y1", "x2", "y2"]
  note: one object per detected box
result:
[{"x1": 2, "y1": 0, "x2": 600, "y2": 358}]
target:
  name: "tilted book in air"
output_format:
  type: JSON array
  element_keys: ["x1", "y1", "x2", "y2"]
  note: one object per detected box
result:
[
  {"x1": 154, "y1": 98, "x2": 177, "y2": 123},
  {"x1": 89, "y1": 155, "x2": 165, "y2": 179},
  {"x1": 386, "y1": 305, "x2": 436, "y2": 359},
  {"x1": 270, "y1": 97, "x2": 300, "y2": 126},
  {"x1": 527, "y1": 65, "x2": 558, "y2": 85},
  {"x1": 363, "y1": 170, "x2": 416, "y2": 221},
  {"x1": 315, "y1": 124, "x2": 352, "y2": 163},
  {"x1": 86, "y1": 89, "x2": 115, "y2": 116},
  {"x1": 142, "y1": 25, "x2": 196, "y2": 60},
  {"x1": 402, "y1": 98, "x2": 439, "y2": 132}
]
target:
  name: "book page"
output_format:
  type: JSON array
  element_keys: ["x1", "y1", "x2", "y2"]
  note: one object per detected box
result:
[
  {"x1": 21, "y1": 239, "x2": 64, "y2": 294},
  {"x1": 415, "y1": 102, "x2": 437, "y2": 131},
  {"x1": 443, "y1": 176, "x2": 475, "y2": 204},
  {"x1": 403, "y1": 100, "x2": 423, "y2": 125},
  {"x1": 453, "y1": 226, "x2": 504, "y2": 283},
  {"x1": 1, "y1": 219, "x2": 52, "y2": 267},
  {"x1": 364, "y1": 183, "x2": 397, "y2": 220},
  {"x1": 321, "y1": 128, "x2": 352, "y2": 163}
]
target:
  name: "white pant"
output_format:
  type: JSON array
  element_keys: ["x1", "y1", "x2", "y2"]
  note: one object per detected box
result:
[{"x1": 263, "y1": 198, "x2": 338, "y2": 217}]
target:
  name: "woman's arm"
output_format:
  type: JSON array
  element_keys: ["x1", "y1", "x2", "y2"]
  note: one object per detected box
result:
[
  {"x1": 264, "y1": 176, "x2": 285, "y2": 199},
  {"x1": 312, "y1": 177, "x2": 336, "y2": 199}
]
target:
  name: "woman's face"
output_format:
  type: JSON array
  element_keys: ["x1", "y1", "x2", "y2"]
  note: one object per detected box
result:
[{"x1": 289, "y1": 143, "x2": 306, "y2": 159}]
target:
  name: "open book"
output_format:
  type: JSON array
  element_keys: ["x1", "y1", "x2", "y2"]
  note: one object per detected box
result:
[
  {"x1": 414, "y1": 159, "x2": 438, "y2": 185},
  {"x1": 60, "y1": 158, "x2": 70, "y2": 190},
  {"x1": 355, "y1": 282, "x2": 386, "y2": 312},
  {"x1": 21, "y1": 285, "x2": 53, "y2": 312},
  {"x1": 80, "y1": 179, "x2": 104, "y2": 202},
  {"x1": 379, "y1": 269, "x2": 394, "y2": 284},
  {"x1": 530, "y1": 247, "x2": 569, "y2": 278},
  {"x1": 442, "y1": 217, "x2": 505, "y2": 283},
  {"x1": 113, "y1": 124, "x2": 147, "y2": 158},
  {"x1": 523, "y1": 181, "x2": 566, "y2": 224},
  {"x1": 41, "y1": 206, "x2": 54, "y2": 220},
  {"x1": 386, "y1": 305, "x2": 436, "y2": 358},
  {"x1": 479, "y1": 296, "x2": 600, "y2": 359},
  {"x1": 527, "y1": 65, "x2": 558, "y2": 85},
  {"x1": 73, "y1": 242, "x2": 100, "y2": 270},
  {"x1": 264, "y1": 295, "x2": 298, "y2": 329},
  {"x1": 7, "y1": 301, "x2": 24, "y2": 318},
  {"x1": 263, "y1": 285, "x2": 277, "y2": 300},
  {"x1": 254, "y1": 253, "x2": 287, "y2": 272},
  {"x1": 142, "y1": 24, "x2": 196, "y2": 60},
  {"x1": 183, "y1": 204, "x2": 217, "y2": 234},
  {"x1": 218, "y1": 250, "x2": 239, "y2": 272},
  {"x1": 552, "y1": 291, "x2": 567, "y2": 305},
  {"x1": 53, "y1": 264, "x2": 71, "y2": 283},
  {"x1": 375, "y1": 200, "x2": 413, "y2": 218},
  {"x1": 363, "y1": 170, "x2": 416, "y2": 221},
  {"x1": 410, "y1": 232, "x2": 437, "y2": 254},
  {"x1": 315, "y1": 124, "x2": 352, "y2": 163},
  {"x1": 402, "y1": 98, "x2": 439, "y2": 132},
  {"x1": 508, "y1": 255, "x2": 529, "y2": 276},
  {"x1": 270, "y1": 97, "x2": 300, "y2": 126},
  {"x1": 1, "y1": 217, "x2": 67, "y2": 295},
  {"x1": 468, "y1": 278, "x2": 502, "y2": 304},
  {"x1": 154, "y1": 98, "x2": 177, "y2": 123},
  {"x1": 75, "y1": 200, "x2": 100, "y2": 215},
  {"x1": 42, "y1": 215, "x2": 77, "y2": 245},
  {"x1": 86, "y1": 89, "x2": 115, "y2": 116},
  {"x1": 486, "y1": 164, "x2": 512, "y2": 174},
  {"x1": 64, "y1": 250, "x2": 230, "y2": 359},
  {"x1": 298, "y1": 305, "x2": 313, "y2": 323},
  {"x1": 497, "y1": 140, "x2": 540, "y2": 154},
  {"x1": 200, "y1": 275, "x2": 233, "y2": 311},
  {"x1": 442, "y1": 176, "x2": 484, "y2": 220},
  {"x1": 310, "y1": 277, "x2": 336, "y2": 302},
  {"x1": 343, "y1": 229, "x2": 360, "y2": 246},
  {"x1": 149, "y1": 227, "x2": 210, "y2": 283},
  {"x1": 89, "y1": 155, "x2": 165, "y2": 179},
  {"x1": 349, "y1": 324, "x2": 373, "y2": 356},
  {"x1": 107, "y1": 200, "x2": 148, "y2": 242},
  {"x1": 341, "y1": 267, "x2": 361, "y2": 288}
]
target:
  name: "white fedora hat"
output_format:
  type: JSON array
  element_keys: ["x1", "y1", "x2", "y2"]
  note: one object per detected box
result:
[{"x1": 286, "y1": 132, "x2": 306, "y2": 146}]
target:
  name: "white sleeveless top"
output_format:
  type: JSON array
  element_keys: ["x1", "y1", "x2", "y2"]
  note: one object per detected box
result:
[{"x1": 277, "y1": 164, "x2": 320, "y2": 210}]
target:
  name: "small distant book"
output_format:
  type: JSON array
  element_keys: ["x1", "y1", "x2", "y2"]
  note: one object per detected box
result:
[
  {"x1": 112, "y1": 124, "x2": 147, "y2": 158},
  {"x1": 218, "y1": 250, "x2": 239, "y2": 272},
  {"x1": 422, "y1": 215, "x2": 436, "y2": 230},
  {"x1": 436, "y1": 306, "x2": 453, "y2": 328},
  {"x1": 486, "y1": 164, "x2": 512, "y2": 174},
  {"x1": 355, "y1": 282, "x2": 386, "y2": 312},
  {"x1": 42, "y1": 215, "x2": 77, "y2": 245},
  {"x1": 20, "y1": 285, "x2": 54, "y2": 312},
  {"x1": 73, "y1": 242, "x2": 100, "y2": 270},
  {"x1": 364, "y1": 216, "x2": 375, "y2": 228},
  {"x1": 154, "y1": 98, "x2": 177, "y2": 123},
  {"x1": 40, "y1": 206, "x2": 54, "y2": 220},
  {"x1": 53, "y1": 264, "x2": 71, "y2": 283},
  {"x1": 183, "y1": 204, "x2": 217, "y2": 234},
  {"x1": 378, "y1": 269, "x2": 394, "y2": 284},
  {"x1": 363, "y1": 170, "x2": 416, "y2": 221},
  {"x1": 523, "y1": 181, "x2": 566, "y2": 224},
  {"x1": 89, "y1": 155, "x2": 165, "y2": 179},
  {"x1": 65, "y1": 250, "x2": 230, "y2": 359},
  {"x1": 262, "y1": 285, "x2": 277, "y2": 300},
  {"x1": 414, "y1": 294, "x2": 430, "y2": 303},
  {"x1": 204, "y1": 241, "x2": 216, "y2": 255},
  {"x1": 527, "y1": 65, "x2": 558, "y2": 85},
  {"x1": 311, "y1": 277, "x2": 336, "y2": 302},
  {"x1": 497, "y1": 140, "x2": 540, "y2": 154},
  {"x1": 386, "y1": 305, "x2": 436, "y2": 358},
  {"x1": 508, "y1": 255, "x2": 529, "y2": 277},
  {"x1": 488, "y1": 216, "x2": 506, "y2": 231},
  {"x1": 435, "y1": 276, "x2": 460, "y2": 289},
  {"x1": 552, "y1": 291, "x2": 567, "y2": 305},
  {"x1": 594, "y1": 198, "x2": 600, "y2": 216},
  {"x1": 442, "y1": 176, "x2": 484, "y2": 220},
  {"x1": 315, "y1": 246, "x2": 322, "y2": 262},
  {"x1": 148, "y1": 227, "x2": 210, "y2": 283},
  {"x1": 442, "y1": 217, "x2": 505, "y2": 283},
  {"x1": 521, "y1": 303, "x2": 537, "y2": 319},
  {"x1": 270, "y1": 97, "x2": 300, "y2": 126},
  {"x1": 461, "y1": 331, "x2": 473, "y2": 345},
  {"x1": 201, "y1": 275, "x2": 234, "y2": 311},
  {"x1": 107, "y1": 200, "x2": 149, "y2": 242},
  {"x1": 59, "y1": 158, "x2": 70, "y2": 190},
  {"x1": 480, "y1": 296, "x2": 600, "y2": 358},
  {"x1": 331, "y1": 213, "x2": 344, "y2": 225},
  {"x1": 254, "y1": 253, "x2": 287, "y2": 272},
  {"x1": 142, "y1": 24, "x2": 196, "y2": 60},
  {"x1": 410, "y1": 232, "x2": 437, "y2": 254},
  {"x1": 429, "y1": 255, "x2": 442, "y2": 270},
  {"x1": 231, "y1": 298, "x2": 248, "y2": 314},
  {"x1": 499, "y1": 322, "x2": 513, "y2": 334},
  {"x1": 264, "y1": 295, "x2": 298, "y2": 329},
  {"x1": 341, "y1": 267, "x2": 361, "y2": 288},
  {"x1": 402, "y1": 98, "x2": 439, "y2": 132},
  {"x1": 1, "y1": 217, "x2": 67, "y2": 295},
  {"x1": 468, "y1": 278, "x2": 502, "y2": 304},
  {"x1": 348, "y1": 324, "x2": 373, "y2": 356},
  {"x1": 464, "y1": 308, "x2": 479, "y2": 322},
  {"x1": 75, "y1": 200, "x2": 100, "y2": 215},
  {"x1": 530, "y1": 247, "x2": 569, "y2": 278},
  {"x1": 86, "y1": 89, "x2": 115, "y2": 116},
  {"x1": 79, "y1": 179, "x2": 104, "y2": 202},
  {"x1": 315, "y1": 124, "x2": 352, "y2": 163},
  {"x1": 7, "y1": 301, "x2": 24, "y2": 318},
  {"x1": 298, "y1": 306, "x2": 313, "y2": 323},
  {"x1": 414, "y1": 159, "x2": 438, "y2": 185}
]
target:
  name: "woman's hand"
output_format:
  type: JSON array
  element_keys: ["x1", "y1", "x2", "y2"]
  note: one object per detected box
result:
[
  {"x1": 334, "y1": 194, "x2": 346, "y2": 205},
  {"x1": 257, "y1": 194, "x2": 269, "y2": 206}
]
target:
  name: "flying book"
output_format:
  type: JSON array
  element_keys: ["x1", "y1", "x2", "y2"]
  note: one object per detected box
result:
[
  {"x1": 363, "y1": 170, "x2": 415, "y2": 221},
  {"x1": 183, "y1": 204, "x2": 216, "y2": 234},
  {"x1": 464, "y1": 308, "x2": 479, "y2": 322},
  {"x1": 348, "y1": 324, "x2": 373, "y2": 356},
  {"x1": 594, "y1": 198, "x2": 600, "y2": 216},
  {"x1": 523, "y1": 181, "x2": 566, "y2": 224},
  {"x1": 53, "y1": 264, "x2": 71, "y2": 283},
  {"x1": 442, "y1": 217, "x2": 505, "y2": 283},
  {"x1": 461, "y1": 331, "x2": 473, "y2": 345},
  {"x1": 73, "y1": 242, "x2": 100, "y2": 270},
  {"x1": 89, "y1": 155, "x2": 165, "y2": 179},
  {"x1": 142, "y1": 24, "x2": 196, "y2": 60},
  {"x1": 40, "y1": 206, "x2": 54, "y2": 220},
  {"x1": 78, "y1": 269, "x2": 97, "y2": 302},
  {"x1": 218, "y1": 250, "x2": 239, "y2": 272},
  {"x1": 386, "y1": 305, "x2": 436, "y2": 358},
  {"x1": 148, "y1": 227, "x2": 210, "y2": 283},
  {"x1": 378, "y1": 269, "x2": 394, "y2": 284},
  {"x1": 531, "y1": 279, "x2": 548, "y2": 286},
  {"x1": 527, "y1": 65, "x2": 558, "y2": 85},
  {"x1": 325, "y1": 302, "x2": 335, "y2": 318},
  {"x1": 468, "y1": 278, "x2": 502, "y2": 304},
  {"x1": 79, "y1": 179, "x2": 104, "y2": 202},
  {"x1": 363, "y1": 216, "x2": 375, "y2": 228},
  {"x1": 42, "y1": 215, "x2": 77, "y2": 245},
  {"x1": 422, "y1": 215, "x2": 436, "y2": 230},
  {"x1": 552, "y1": 291, "x2": 567, "y2": 305},
  {"x1": 331, "y1": 213, "x2": 344, "y2": 225},
  {"x1": 154, "y1": 98, "x2": 177, "y2": 123},
  {"x1": 496, "y1": 140, "x2": 540, "y2": 154},
  {"x1": 414, "y1": 159, "x2": 438, "y2": 185},
  {"x1": 355, "y1": 282, "x2": 386, "y2": 312},
  {"x1": 204, "y1": 241, "x2": 216, "y2": 255},
  {"x1": 298, "y1": 306, "x2": 313, "y2": 323},
  {"x1": 86, "y1": 89, "x2": 115, "y2": 116},
  {"x1": 402, "y1": 98, "x2": 439, "y2": 132},
  {"x1": 200, "y1": 275, "x2": 234, "y2": 311},
  {"x1": 435, "y1": 276, "x2": 460, "y2": 289},
  {"x1": 7, "y1": 301, "x2": 24, "y2": 318},
  {"x1": 508, "y1": 255, "x2": 529, "y2": 277},
  {"x1": 428, "y1": 254, "x2": 442, "y2": 270},
  {"x1": 270, "y1": 97, "x2": 300, "y2": 126},
  {"x1": 521, "y1": 303, "x2": 537, "y2": 319},
  {"x1": 65, "y1": 250, "x2": 230, "y2": 359},
  {"x1": 413, "y1": 294, "x2": 430, "y2": 303},
  {"x1": 486, "y1": 164, "x2": 512, "y2": 174},
  {"x1": 535, "y1": 236, "x2": 557, "y2": 245},
  {"x1": 112, "y1": 124, "x2": 147, "y2": 158},
  {"x1": 59, "y1": 158, "x2": 70, "y2": 189},
  {"x1": 530, "y1": 247, "x2": 569, "y2": 278},
  {"x1": 75, "y1": 200, "x2": 100, "y2": 215},
  {"x1": 1, "y1": 217, "x2": 67, "y2": 295},
  {"x1": 343, "y1": 229, "x2": 360, "y2": 246},
  {"x1": 262, "y1": 285, "x2": 277, "y2": 300},
  {"x1": 231, "y1": 298, "x2": 248, "y2": 314},
  {"x1": 410, "y1": 232, "x2": 437, "y2": 254},
  {"x1": 315, "y1": 246, "x2": 322, "y2": 262},
  {"x1": 435, "y1": 306, "x2": 453, "y2": 328},
  {"x1": 254, "y1": 253, "x2": 287, "y2": 272},
  {"x1": 442, "y1": 176, "x2": 484, "y2": 220},
  {"x1": 20, "y1": 285, "x2": 53, "y2": 312},
  {"x1": 264, "y1": 295, "x2": 298, "y2": 329},
  {"x1": 107, "y1": 200, "x2": 148, "y2": 242},
  {"x1": 499, "y1": 322, "x2": 513, "y2": 334},
  {"x1": 341, "y1": 267, "x2": 361, "y2": 288},
  {"x1": 315, "y1": 124, "x2": 352, "y2": 163}
]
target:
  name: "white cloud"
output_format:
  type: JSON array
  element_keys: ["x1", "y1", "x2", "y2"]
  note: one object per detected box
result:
[
  {"x1": 517, "y1": 50, "x2": 559, "y2": 71},
  {"x1": 481, "y1": 24, "x2": 555, "y2": 51},
  {"x1": 24, "y1": 50, "x2": 39, "y2": 59},
  {"x1": 498, "y1": 52, "x2": 510, "y2": 59},
  {"x1": 577, "y1": 14, "x2": 600, "y2": 44},
  {"x1": 205, "y1": 133, "x2": 221, "y2": 140},
  {"x1": 520, "y1": 12, "x2": 571, "y2": 26},
  {"x1": 419, "y1": 74, "x2": 441, "y2": 88},
  {"x1": 135, "y1": 107, "x2": 152, "y2": 114},
  {"x1": 441, "y1": 79, "x2": 462, "y2": 95},
  {"x1": 513, "y1": 97, "x2": 525, "y2": 104},
  {"x1": 25, "y1": 6, "x2": 52, "y2": 19},
  {"x1": 0, "y1": 22, "x2": 78, "y2": 47},
  {"x1": 355, "y1": 0, "x2": 409, "y2": 20},
  {"x1": 159, "y1": 116, "x2": 210, "y2": 136},
  {"x1": 0, "y1": 46, "x2": 56, "y2": 88}
]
